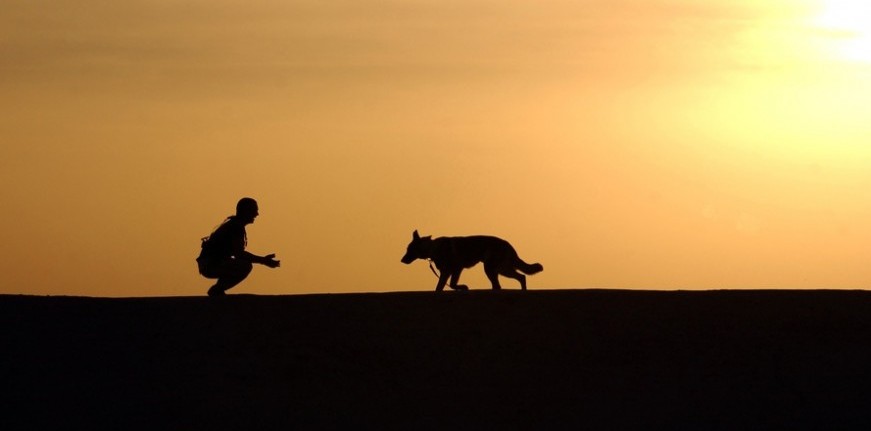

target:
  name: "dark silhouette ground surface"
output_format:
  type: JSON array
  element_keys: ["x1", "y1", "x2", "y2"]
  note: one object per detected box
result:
[{"x1": 4, "y1": 290, "x2": 871, "y2": 429}]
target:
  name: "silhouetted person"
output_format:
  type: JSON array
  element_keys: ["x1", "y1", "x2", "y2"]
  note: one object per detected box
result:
[{"x1": 197, "y1": 197, "x2": 280, "y2": 296}]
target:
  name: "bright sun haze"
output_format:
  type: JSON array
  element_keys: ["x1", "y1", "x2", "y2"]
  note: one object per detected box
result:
[
  {"x1": 1, "y1": 0, "x2": 869, "y2": 296},
  {"x1": 814, "y1": 0, "x2": 871, "y2": 63}
]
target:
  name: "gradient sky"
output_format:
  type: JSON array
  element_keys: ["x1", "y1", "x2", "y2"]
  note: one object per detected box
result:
[{"x1": 2, "y1": 0, "x2": 870, "y2": 296}]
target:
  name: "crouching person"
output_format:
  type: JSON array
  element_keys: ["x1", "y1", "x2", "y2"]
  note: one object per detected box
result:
[{"x1": 197, "y1": 197, "x2": 280, "y2": 296}]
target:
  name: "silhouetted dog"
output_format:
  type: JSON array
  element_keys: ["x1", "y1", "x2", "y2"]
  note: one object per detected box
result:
[{"x1": 401, "y1": 230, "x2": 543, "y2": 291}]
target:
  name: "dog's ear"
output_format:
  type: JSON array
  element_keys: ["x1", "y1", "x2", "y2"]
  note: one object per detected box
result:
[{"x1": 413, "y1": 230, "x2": 420, "y2": 240}]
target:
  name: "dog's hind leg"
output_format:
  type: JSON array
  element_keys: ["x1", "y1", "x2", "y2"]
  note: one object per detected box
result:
[
  {"x1": 484, "y1": 265, "x2": 502, "y2": 290},
  {"x1": 501, "y1": 269, "x2": 527, "y2": 290}
]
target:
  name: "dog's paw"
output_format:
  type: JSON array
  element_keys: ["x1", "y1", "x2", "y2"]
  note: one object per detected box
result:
[{"x1": 451, "y1": 284, "x2": 469, "y2": 291}]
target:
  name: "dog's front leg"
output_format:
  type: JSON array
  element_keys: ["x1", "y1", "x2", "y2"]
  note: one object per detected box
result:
[
  {"x1": 435, "y1": 271, "x2": 450, "y2": 291},
  {"x1": 449, "y1": 270, "x2": 469, "y2": 291}
]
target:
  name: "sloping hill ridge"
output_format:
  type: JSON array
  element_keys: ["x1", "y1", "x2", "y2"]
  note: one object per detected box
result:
[{"x1": 3, "y1": 290, "x2": 871, "y2": 429}]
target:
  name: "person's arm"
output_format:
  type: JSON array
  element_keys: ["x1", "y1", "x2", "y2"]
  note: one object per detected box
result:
[
  {"x1": 231, "y1": 223, "x2": 279, "y2": 267},
  {"x1": 242, "y1": 251, "x2": 281, "y2": 268}
]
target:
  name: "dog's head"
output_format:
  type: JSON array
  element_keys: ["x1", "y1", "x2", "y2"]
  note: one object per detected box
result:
[{"x1": 401, "y1": 230, "x2": 431, "y2": 264}]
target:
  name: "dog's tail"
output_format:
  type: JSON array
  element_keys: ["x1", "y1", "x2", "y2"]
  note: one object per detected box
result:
[{"x1": 516, "y1": 258, "x2": 543, "y2": 275}]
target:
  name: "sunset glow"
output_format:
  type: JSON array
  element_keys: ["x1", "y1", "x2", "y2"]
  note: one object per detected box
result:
[
  {"x1": 814, "y1": 0, "x2": 871, "y2": 62},
  {"x1": 1, "y1": 0, "x2": 870, "y2": 296}
]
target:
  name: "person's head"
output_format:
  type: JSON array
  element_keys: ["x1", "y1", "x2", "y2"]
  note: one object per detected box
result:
[{"x1": 235, "y1": 197, "x2": 259, "y2": 224}]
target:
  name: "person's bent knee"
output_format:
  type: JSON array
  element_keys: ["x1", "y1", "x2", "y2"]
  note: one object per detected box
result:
[
  {"x1": 226, "y1": 259, "x2": 253, "y2": 281},
  {"x1": 205, "y1": 258, "x2": 253, "y2": 280},
  {"x1": 240, "y1": 260, "x2": 253, "y2": 276}
]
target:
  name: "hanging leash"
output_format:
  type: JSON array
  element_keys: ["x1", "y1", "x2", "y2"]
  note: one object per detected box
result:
[{"x1": 427, "y1": 259, "x2": 440, "y2": 278}]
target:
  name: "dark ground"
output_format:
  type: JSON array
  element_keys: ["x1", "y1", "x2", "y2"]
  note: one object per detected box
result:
[{"x1": 3, "y1": 290, "x2": 871, "y2": 430}]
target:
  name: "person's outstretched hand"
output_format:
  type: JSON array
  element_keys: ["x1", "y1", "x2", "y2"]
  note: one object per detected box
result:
[{"x1": 263, "y1": 254, "x2": 281, "y2": 268}]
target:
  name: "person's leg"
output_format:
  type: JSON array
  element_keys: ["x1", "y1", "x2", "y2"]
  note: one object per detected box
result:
[{"x1": 207, "y1": 258, "x2": 253, "y2": 296}]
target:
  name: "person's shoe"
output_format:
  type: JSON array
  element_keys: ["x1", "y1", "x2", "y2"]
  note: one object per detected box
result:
[{"x1": 207, "y1": 285, "x2": 225, "y2": 297}]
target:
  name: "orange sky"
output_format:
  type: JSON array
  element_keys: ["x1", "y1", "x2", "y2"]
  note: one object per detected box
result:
[{"x1": 2, "y1": 0, "x2": 870, "y2": 296}]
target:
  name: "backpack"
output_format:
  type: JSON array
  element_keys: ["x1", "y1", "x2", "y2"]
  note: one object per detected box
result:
[
  {"x1": 196, "y1": 216, "x2": 246, "y2": 262},
  {"x1": 197, "y1": 217, "x2": 231, "y2": 263}
]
